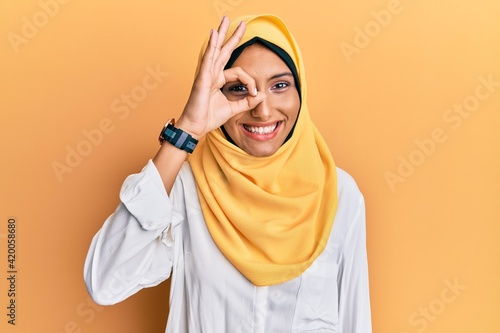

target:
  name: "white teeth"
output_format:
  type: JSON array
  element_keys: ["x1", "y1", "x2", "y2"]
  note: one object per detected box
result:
[{"x1": 244, "y1": 123, "x2": 278, "y2": 134}]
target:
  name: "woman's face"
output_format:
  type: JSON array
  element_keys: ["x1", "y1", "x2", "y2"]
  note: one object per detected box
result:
[{"x1": 221, "y1": 43, "x2": 300, "y2": 157}]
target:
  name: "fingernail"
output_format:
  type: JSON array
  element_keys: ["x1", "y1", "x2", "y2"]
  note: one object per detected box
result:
[{"x1": 253, "y1": 88, "x2": 258, "y2": 96}]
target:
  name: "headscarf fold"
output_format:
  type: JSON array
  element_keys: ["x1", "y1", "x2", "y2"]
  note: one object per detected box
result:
[{"x1": 189, "y1": 14, "x2": 338, "y2": 286}]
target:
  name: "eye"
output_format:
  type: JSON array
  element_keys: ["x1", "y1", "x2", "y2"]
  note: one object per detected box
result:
[
  {"x1": 228, "y1": 84, "x2": 248, "y2": 93},
  {"x1": 272, "y1": 82, "x2": 290, "y2": 90}
]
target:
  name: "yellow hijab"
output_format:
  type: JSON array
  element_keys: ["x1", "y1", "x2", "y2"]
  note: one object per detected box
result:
[{"x1": 189, "y1": 14, "x2": 338, "y2": 286}]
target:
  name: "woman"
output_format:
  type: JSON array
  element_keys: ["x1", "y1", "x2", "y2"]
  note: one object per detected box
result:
[{"x1": 84, "y1": 14, "x2": 372, "y2": 332}]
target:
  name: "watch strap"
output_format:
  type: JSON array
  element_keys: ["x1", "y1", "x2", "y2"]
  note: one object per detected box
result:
[{"x1": 160, "y1": 123, "x2": 198, "y2": 154}]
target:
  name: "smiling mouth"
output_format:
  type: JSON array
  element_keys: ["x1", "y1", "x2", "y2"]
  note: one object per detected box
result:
[{"x1": 242, "y1": 121, "x2": 281, "y2": 135}]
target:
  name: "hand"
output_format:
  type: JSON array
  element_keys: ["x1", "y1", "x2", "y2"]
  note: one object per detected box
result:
[{"x1": 177, "y1": 16, "x2": 265, "y2": 139}]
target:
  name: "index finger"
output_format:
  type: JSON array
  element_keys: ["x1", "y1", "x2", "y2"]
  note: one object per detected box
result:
[
  {"x1": 198, "y1": 17, "x2": 244, "y2": 78},
  {"x1": 213, "y1": 20, "x2": 247, "y2": 72}
]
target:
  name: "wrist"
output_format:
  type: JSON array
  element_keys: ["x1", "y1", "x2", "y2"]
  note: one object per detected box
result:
[
  {"x1": 175, "y1": 117, "x2": 203, "y2": 140},
  {"x1": 158, "y1": 118, "x2": 199, "y2": 154}
]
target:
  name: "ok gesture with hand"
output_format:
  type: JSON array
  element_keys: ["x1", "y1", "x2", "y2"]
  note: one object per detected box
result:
[{"x1": 177, "y1": 16, "x2": 265, "y2": 139}]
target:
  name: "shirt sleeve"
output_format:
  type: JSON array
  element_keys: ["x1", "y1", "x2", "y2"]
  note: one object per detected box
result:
[
  {"x1": 83, "y1": 159, "x2": 184, "y2": 305},
  {"x1": 337, "y1": 188, "x2": 372, "y2": 332}
]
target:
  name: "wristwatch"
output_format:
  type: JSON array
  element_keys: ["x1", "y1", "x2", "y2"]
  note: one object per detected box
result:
[{"x1": 158, "y1": 118, "x2": 198, "y2": 154}]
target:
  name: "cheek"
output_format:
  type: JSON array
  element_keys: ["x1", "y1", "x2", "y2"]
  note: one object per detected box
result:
[
  {"x1": 222, "y1": 117, "x2": 242, "y2": 136},
  {"x1": 278, "y1": 92, "x2": 300, "y2": 120}
]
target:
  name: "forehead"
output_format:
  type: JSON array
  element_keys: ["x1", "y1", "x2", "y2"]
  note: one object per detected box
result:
[{"x1": 231, "y1": 43, "x2": 290, "y2": 72}]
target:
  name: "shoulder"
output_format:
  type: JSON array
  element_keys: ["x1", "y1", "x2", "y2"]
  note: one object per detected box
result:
[
  {"x1": 180, "y1": 160, "x2": 195, "y2": 179},
  {"x1": 330, "y1": 167, "x2": 365, "y2": 241},
  {"x1": 171, "y1": 161, "x2": 197, "y2": 195},
  {"x1": 336, "y1": 167, "x2": 364, "y2": 206}
]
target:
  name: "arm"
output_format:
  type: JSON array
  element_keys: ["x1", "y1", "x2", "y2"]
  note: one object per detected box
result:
[
  {"x1": 338, "y1": 194, "x2": 372, "y2": 332},
  {"x1": 84, "y1": 16, "x2": 263, "y2": 305},
  {"x1": 84, "y1": 160, "x2": 182, "y2": 305}
]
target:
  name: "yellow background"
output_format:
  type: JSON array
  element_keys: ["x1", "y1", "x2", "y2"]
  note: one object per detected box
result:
[{"x1": 1, "y1": 0, "x2": 499, "y2": 332}]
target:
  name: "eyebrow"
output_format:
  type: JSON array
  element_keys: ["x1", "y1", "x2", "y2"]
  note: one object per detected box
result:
[
  {"x1": 226, "y1": 72, "x2": 295, "y2": 87},
  {"x1": 269, "y1": 72, "x2": 294, "y2": 81}
]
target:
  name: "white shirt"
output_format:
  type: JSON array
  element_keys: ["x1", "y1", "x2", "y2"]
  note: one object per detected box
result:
[{"x1": 84, "y1": 160, "x2": 372, "y2": 333}]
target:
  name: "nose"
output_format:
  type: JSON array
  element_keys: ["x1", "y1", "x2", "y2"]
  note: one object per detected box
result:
[{"x1": 250, "y1": 94, "x2": 270, "y2": 120}]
